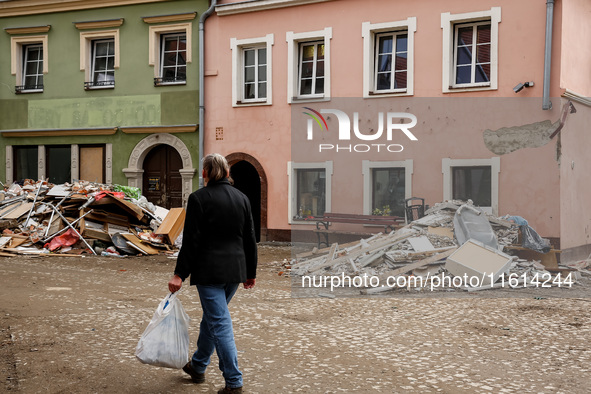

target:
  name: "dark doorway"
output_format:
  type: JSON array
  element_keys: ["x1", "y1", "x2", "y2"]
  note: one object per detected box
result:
[
  {"x1": 142, "y1": 145, "x2": 183, "y2": 209},
  {"x1": 230, "y1": 160, "x2": 261, "y2": 242}
]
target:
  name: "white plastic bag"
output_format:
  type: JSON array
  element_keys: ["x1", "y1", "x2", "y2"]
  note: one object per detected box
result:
[{"x1": 135, "y1": 292, "x2": 190, "y2": 369}]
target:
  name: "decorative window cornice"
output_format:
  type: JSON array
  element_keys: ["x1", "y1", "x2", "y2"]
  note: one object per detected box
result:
[
  {"x1": 142, "y1": 12, "x2": 197, "y2": 24},
  {"x1": 74, "y1": 19, "x2": 124, "y2": 30},
  {"x1": 4, "y1": 25, "x2": 51, "y2": 35}
]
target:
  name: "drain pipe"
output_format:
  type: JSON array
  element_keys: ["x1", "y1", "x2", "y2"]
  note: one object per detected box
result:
[
  {"x1": 542, "y1": 0, "x2": 554, "y2": 110},
  {"x1": 198, "y1": 0, "x2": 218, "y2": 187}
]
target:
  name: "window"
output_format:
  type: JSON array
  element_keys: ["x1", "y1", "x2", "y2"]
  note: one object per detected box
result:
[
  {"x1": 286, "y1": 28, "x2": 332, "y2": 103},
  {"x1": 362, "y1": 18, "x2": 416, "y2": 98},
  {"x1": 362, "y1": 160, "x2": 413, "y2": 217},
  {"x1": 19, "y1": 44, "x2": 44, "y2": 93},
  {"x1": 13, "y1": 146, "x2": 38, "y2": 181},
  {"x1": 296, "y1": 169, "x2": 326, "y2": 218},
  {"x1": 452, "y1": 166, "x2": 491, "y2": 207},
  {"x1": 288, "y1": 161, "x2": 333, "y2": 223},
  {"x1": 231, "y1": 34, "x2": 274, "y2": 106},
  {"x1": 10, "y1": 35, "x2": 49, "y2": 94},
  {"x1": 159, "y1": 34, "x2": 186, "y2": 84},
  {"x1": 243, "y1": 47, "x2": 267, "y2": 100},
  {"x1": 87, "y1": 39, "x2": 115, "y2": 89},
  {"x1": 372, "y1": 168, "x2": 406, "y2": 216},
  {"x1": 442, "y1": 158, "x2": 500, "y2": 214},
  {"x1": 453, "y1": 22, "x2": 491, "y2": 86},
  {"x1": 374, "y1": 32, "x2": 407, "y2": 92},
  {"x1": 79, "y1": 30, "x2": 120, "y2": 90},
  {"x1": 298, "y1": 41, "x2": 324, "y2": 97},
  {"x1": 441, "y1": 7, "x2": 500, "y2": 92},
  {"x1": 46, "y1": 146, "x2": 71, "y2": 184},
  {"x1": 147, "y1": 23, "x2": 193, "y2": 86}
]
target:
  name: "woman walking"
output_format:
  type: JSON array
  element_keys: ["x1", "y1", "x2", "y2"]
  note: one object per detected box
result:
[{"x1": 168, "y1": 153, "x2": 257, "y2": 393}]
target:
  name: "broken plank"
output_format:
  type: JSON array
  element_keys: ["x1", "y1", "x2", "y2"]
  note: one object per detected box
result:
[
  {"x1": 377, "y1": 247, "x2": 457, "y2": 282},
  {"x1": 2, "y1": 203, "x2": 34, "y2": 219},
  {"x1": 307, "y1": 232, "x2": 414, "y2": 275},
  {"x1": 296, "y1": 234, "x2": 382, "y2": 259}
]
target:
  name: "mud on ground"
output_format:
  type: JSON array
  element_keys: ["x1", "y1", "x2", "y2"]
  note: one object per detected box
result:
[{"x1": 1, "y1": 244, "x2": 590, "y2": 393}]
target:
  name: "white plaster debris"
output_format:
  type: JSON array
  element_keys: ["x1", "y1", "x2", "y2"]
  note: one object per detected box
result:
[{"x1": 292, "y1": 200, "x2": 578, "y2": 293}]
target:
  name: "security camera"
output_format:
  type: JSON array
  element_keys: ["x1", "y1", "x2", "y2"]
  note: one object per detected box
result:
[{"x1": 513, "y1": 81, "x2": 534, "y2": 93}]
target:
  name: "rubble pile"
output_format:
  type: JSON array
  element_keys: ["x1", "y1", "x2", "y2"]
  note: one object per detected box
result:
[
  {"x1": 0, "y1": 180, "x2": 185, "y2": 257},
  {"x1": 292, "y1": 200, "x2": 583, "y2": 293}
]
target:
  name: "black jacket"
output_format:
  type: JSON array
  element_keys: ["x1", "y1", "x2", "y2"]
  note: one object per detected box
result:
[{"x1": 174, "y1": 178, "x2": 257, "y2": 285}]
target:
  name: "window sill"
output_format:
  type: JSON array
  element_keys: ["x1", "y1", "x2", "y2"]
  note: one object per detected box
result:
[
  {"x1": 233, "y1": 100, "x2": 271, "y2": 107},
  {"x1": 289, "y1": 96, "x2": 330, "y2": 104},
  {"x1": 366, "y1": 90, "x2": 412, "y2": 98},
  {"x1": 15, "y1": 89, "x2": 43, "y2": 94},
  {"x1": 289, "y1": 218, "x2": 319, "y2": 225},
  {"x1": 155, "y1": 82, "x2": 187, "y2": 87},
  {"x1": 154, "y1": 77, "x2": 186, "y2": 86},
  {"x1": 444, "y1": 83, "x2": 495, "y2": 94},
  {"x1": 85, "y1": 82, "x2": 115, "y2": 90}
]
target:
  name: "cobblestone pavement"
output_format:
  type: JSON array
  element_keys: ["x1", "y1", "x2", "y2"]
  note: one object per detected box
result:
[{"x1": 0, "y1": 246, "x2": 590, "y2": 393}]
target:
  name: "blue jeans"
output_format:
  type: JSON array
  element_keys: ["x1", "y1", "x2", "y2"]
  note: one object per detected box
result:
[{"x1": 191, "y1": 283, "x2": 242, "y2": 388}]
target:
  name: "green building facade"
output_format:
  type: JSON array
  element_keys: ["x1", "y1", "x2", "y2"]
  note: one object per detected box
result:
[{"x1": 0, "y1": 0, "x2": 207, "y2": 208}]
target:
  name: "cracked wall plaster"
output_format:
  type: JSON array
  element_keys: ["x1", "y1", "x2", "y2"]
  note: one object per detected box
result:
[{"x1": 483, "y1": 119, "x2": 560, "y2": 155}]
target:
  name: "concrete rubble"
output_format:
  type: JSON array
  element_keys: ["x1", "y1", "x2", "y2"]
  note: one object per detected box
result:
[
  {"x1": 291, "y1": 200, "x2": 584, "y2": 293},
  {"x1": 0, "y1": 179, "x2": 185, "y2": 257}
]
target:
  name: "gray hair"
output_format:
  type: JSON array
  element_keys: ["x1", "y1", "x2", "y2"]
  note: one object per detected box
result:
[{"x1": 203, "y1": 153, "x2": 230, "y2": 183}]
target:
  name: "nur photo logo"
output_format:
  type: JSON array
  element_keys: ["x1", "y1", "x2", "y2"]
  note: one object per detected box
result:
[{"x1": 302, "y1": 107, "x2": 419, "y2": 153}]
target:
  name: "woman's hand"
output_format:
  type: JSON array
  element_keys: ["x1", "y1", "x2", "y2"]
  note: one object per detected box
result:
[
  {"x1": 243, "y1": 278, "x2": 256, "y2": 289},
  {"x1": 168, "y1": 275, "x2": 183, "y2": 293}
]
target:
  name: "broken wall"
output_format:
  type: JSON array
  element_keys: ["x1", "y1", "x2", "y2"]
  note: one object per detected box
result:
[{"x1": 559, "y1": 99, "x2": 591, "y2": 258}]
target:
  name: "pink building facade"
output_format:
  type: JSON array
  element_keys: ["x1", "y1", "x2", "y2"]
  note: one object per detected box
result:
[{"x1": 202, "y1": 0, "x2": 589, "y2": 260}]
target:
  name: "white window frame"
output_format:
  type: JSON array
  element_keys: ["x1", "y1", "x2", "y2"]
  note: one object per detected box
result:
[
  {"x1": 89, "y1": 38, "x2": 116, "y2": 89},
  {"x1": 441, "y1": 7, "x2": 501, "y2": 93},
  {"x1": 297, "y1": 40, "x2": 324, "y2": 98},
  {"x1": 442, "y1": 157, "x2": 500, "y2": 215},
  {"x1": 286, "y1": 28, "x2": 332, "y2": 103},
  {"x1": 362, "y1": 159, "x2": 413, "y2": 217},
  {"x1": 287, "y1": 161, "x2": 333, "y2": 224},
  {"x1": 362, "y1": 17, "x2": 416, "y2": 98},
  {"x1": 231, "y1": 34, "x2": 274, "y2": 106},
  {"x1": 148, "y1": 22, "x2": 192, "y2": 82},
  {"x1": 21, "y1": 44, "x2": 44, "y2": 92},
  {"x1": 159, "y1": 33, "x2": 187, "y2": 85},
  {"x1": 80, "y1": 30, "x2": 120, "y2": 88},
  {"x1": 10, "y1": 35, "x2": 48, "y2": 92}
]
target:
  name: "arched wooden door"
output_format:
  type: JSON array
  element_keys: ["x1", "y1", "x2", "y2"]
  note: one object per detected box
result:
[{"x1": 142, "y1": 145, "x2": 183, "y2": 209}]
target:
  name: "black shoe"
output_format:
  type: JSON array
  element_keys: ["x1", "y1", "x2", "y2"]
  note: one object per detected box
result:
[
  {"x1": 182, "y1": 362, "x2": 205, "y2": 384},
  {"x1": 217, "y1": 386, "x2": 243, "y2": 393}
]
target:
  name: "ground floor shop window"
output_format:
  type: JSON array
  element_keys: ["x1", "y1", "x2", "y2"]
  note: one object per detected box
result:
[
  {"x1": 13, "y1": 146, "x2": 38, "y2": 181},
  {"x1": 371, "y1": 167, "x2": 406, "y2": 216},
  {"x1": 46, "y1": 145, "x2": 71, "y2": 184},
  {"x1": 362, "y1": 159, "x2": 413, "y2": 218},
  {"x1": 452, "y1": 166, "x2": 492, "y2": 207},
  {"x1": 6, "y1": 144, "x2": 112, "y2": 185},
  {"x1": 442, "y1": 157, "x2": 499, "y2": 215},
  {"x1": 296, "y1": 169, "x2": 326, "y2": 218},
  {"x1": 288, "y1": 161, "x2": 332, "y2": 223}
]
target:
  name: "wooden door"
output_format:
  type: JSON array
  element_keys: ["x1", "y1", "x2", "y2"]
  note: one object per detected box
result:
[{"x1": 142, "y1": 145, "x2": 183, "y2": 209}]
